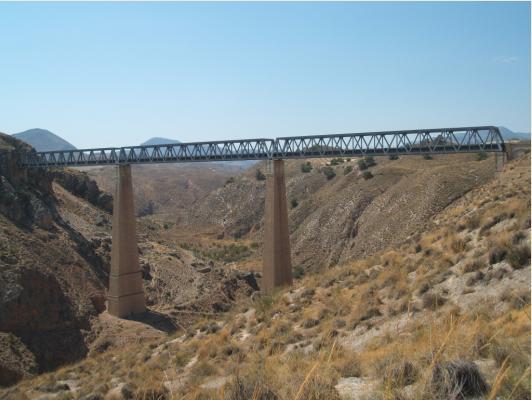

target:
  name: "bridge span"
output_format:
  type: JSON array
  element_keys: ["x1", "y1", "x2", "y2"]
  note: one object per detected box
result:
[{"x1": 22, "y1": 126, "x2": 505, "y2": 318}]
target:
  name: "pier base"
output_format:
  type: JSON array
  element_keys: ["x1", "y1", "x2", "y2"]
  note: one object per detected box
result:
[
  {"x1": 262, "y1": 159, "x2": 293, "y2": 292},
  {"x1": 107, "y1": 164, "x2": 146, "y2": 317}
]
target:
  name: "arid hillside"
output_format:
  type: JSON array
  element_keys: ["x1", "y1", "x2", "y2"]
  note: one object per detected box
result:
[
  {"x1": 0, "y1": 134, "x2": 258, "y2": 388},
  {"x1": 3, "y1": 148, "x2": 528, "y2": 400},
  {"x1": 180, "y1": 153, "x2": 499, "y2": 272},
  {"x1": 82, "y1": 163, "x2": 247, "y2": 218}
]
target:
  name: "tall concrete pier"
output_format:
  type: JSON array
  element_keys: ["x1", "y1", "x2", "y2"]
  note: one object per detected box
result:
[
  {"x1": 262, "y1": 159, "x2": 293, "y2": 292},
  {"x1": 107, "y1": 164, "x2": 146, "y2": 317}
]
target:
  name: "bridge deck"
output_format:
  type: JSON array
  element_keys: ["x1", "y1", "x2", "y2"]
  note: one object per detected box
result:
[{"x1": 21, "y1": 126, "x2": 505, "y2": 167}]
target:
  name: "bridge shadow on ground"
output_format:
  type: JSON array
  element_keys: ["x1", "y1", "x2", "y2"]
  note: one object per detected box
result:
[{"x1": 126, "y1": 309, "x2": 179, "y2": 334}]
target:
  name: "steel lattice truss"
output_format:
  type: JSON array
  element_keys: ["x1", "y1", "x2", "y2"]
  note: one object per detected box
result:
[{"x1": 21, "y1": 126, "x2": 504, "y2": 167}]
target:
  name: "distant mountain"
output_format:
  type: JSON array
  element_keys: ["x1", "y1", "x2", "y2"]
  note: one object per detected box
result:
[
  {"x1": 498, "y1": 126, "x2": 530, "y2": 141},
  {"x1": 12, "y1": 128, "x2": 76, "y2": 152},
  {"x1": 141, "y1": 137, "x2": 181, "y2": 146}
]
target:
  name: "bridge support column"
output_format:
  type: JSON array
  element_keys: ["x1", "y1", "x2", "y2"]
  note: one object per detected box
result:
[
  {"x1": 262, "y1": 159, "x2": 293, "y2": 292},
  {"x1": 107, "y1": 164, "x2": 146, "y2": 318},
  {"x1": 496, "y1": 151, "x2": 507, "y2": 172}
]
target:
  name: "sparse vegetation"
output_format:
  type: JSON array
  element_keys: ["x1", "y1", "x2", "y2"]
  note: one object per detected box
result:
[
  {"x1": 477, "y1": 151, "x2": 488, "y2": 161},
  {"x1": 255, "y1": 169, "x2": 266, "y2": 181},
  {"x1": 343, "y1": 165, "x2": 353, "y2": 175},
  {"x1": 422, "y1": 291, "x2": 447, "y2": 309},
  {"x1": 388, "y1": 154, "x2": 399, "y2": 160},
  {"x1": 291, "y1": 198, "x2": 299, "y2": 208},
  {"x1": 330, "y1": 157, "x2": 344, "y2": 166},
  {"x1": 301, "y1": 162, "x2": 313, "y2": 173},
  {"x1": 322, "y1": 166, "x2": 336, "y2": 180},
  {"x1": 423, "y1": 154, "x2": 433, "y2": 160},
  {"x1": 357, "y1": 156, "x2": 376, "y2": 170},
  {"x1": 462, "y1": 259, "x2": 485, "y2": 274},
  {"x1": 293, "y1": 265, "x2": 305, "y2": 279},
  {"x1": 362, "y1": 171, "x2": 373, "y2": 180}
]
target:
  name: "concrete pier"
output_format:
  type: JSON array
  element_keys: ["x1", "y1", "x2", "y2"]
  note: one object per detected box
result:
[
  {"x1": 107, "y1": 164, "x2": 146, "y2": 317},
  {"x1": 262, "y1": 159, "x2": 293, "y2": 292}
]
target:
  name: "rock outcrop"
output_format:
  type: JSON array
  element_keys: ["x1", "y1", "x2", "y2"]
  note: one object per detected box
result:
[{"x1": 0, "y1": 133, "x2": 108, "y2": 386}]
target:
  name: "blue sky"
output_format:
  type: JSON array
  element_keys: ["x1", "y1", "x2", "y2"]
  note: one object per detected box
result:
[{"x1": 0, "y1": 2, "x2": 529, "y2": 148}]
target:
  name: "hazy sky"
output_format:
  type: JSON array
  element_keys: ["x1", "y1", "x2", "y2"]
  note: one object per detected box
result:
[{"x1": 0, "y1": 2, "x2": 530, "y2": 148}]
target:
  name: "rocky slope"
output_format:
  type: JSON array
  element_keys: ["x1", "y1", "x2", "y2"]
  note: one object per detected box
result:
[
  {"x1": 180, "y1": 153, "x2": 498, "y2": 272},
  {"x1": 0, "y1": 133, "x2": 107, "y2": 386},
  {"x1": 2, "y1": 149, "x2": 528, "y2": 400}
]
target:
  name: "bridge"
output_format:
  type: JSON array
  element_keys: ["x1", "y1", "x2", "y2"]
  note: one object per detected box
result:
[{"x1": 22, "y1": 126, "x2": 505, "y2": 318}]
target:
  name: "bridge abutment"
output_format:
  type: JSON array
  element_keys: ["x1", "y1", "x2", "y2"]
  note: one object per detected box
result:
[
  {"x1": 262, "y1": 159, "x2": 293, "y2": 292},
  {"x1": 107, "y1": 164, "x2": 146, "y2": 317}
]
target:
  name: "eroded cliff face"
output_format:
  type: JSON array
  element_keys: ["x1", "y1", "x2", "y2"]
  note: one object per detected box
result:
[{"x1": 0, "y1": 133, "x2": 108, "y2": 386}]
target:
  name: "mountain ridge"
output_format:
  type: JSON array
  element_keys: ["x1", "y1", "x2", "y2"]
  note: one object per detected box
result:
[
  {"x1": 140, "y1": 137, "x2": 181, "y2": 146},
  {"x1": 12, "y1": 129, "x2": 77, "y2": 152}
]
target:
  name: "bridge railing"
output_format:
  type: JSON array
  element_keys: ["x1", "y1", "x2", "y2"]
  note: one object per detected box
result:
[
  {"x1": 22, "y1": 139, "x2": 275, "y2": 167},
  {"x1": 21, "y1": 126, "x2": 504, "y2": 167},
  {"x1": 273, "y1": 126, "x2": 504, "y2": 158}
]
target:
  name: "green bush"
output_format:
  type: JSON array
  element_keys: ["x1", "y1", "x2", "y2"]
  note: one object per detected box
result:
[
  {"x1": 389, "y1": 154, "x2": 399, "y2": 160},
  {"x1": 423, "y1": 154, "x2": 433, "y2": 160},
  {"x1": 358, "y1": 156, "x2": 376, "y2": 170},
  {"x1": 301, "y1": 162, "x2": 313, "y2": 173},
  {"x1": 362, "y1": 171, "x2": 373, "y2": 180},
  {"x1": 200, "y1": 243, "x2": 251, "y2": 263},
  {"x1": 291, "y1": 198, "x2": 299, "y2": 208},
  {"x1": 255, "y1": 169, "x2": 266, "y2": 181},
  {"x1": 477, "y1": 152, "x2": 488, "y2": 161},
  {"x1": 364, "y1": 156, "x2": 376, "y2": 167},
  {"x1": 330, "y1": 157, "x2": 344, "y2": 166},
  {"x1": 293, "y1": 265, "x2": 305, "y2": 279},
  {"x1": 344, "y1": 165, "x2": 353, "y2": 175},
  {"x1": 322, "y1": 166, "x2": 336, "y2": 180}
]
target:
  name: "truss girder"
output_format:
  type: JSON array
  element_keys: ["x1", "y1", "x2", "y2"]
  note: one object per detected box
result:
[{"x1": 21, "y1": 126, "x2": 504, "y2": 167}]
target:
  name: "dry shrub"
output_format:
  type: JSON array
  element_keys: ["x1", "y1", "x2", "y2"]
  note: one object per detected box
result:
[
  {"x1": 296, "y1": 374, "x2": 342, "y2": 400},
  {"x1": 429, "y1": 360, "x2": 488, "y2": 399},
  {"x1": 450, "y1": 238, "x2": 469, "y2": 254},
  {"x1": 489, "y1": 246, "x2": 507, "y2": 265},
  {"x1": 506, "y1": 242, "x2": 531, "y2": 269},
  {"x1": 188, "y1": 360, "x2": 218, "y2": 385},
  {"x1": 462, "y1": 259, "x2": 485, "y2": 274},
  {"x1": 480, "y1": 212, "x2": 509, "y2": 234},
  {"x1": 224, "y1": 375, "x2": 278, "y2": 400},
  {"x1": 497, "y1": 365, "x2": 532, "y2": 400},
  {"x1": 332, "y1": 351, "x2": 362, "y2": 378},
  {"x1": 500, "y1": 289, "x2": 531, "y2": 310},
  {"x1": 383, "y1": 359, "x2": 419, "y2": 388},
  {"x1": 465, "y1": 214, "x2": 481, "y2": 230},
  {"x1": 135, "y1": 385, "x2": 169, "y2": 400},
  {"x1": 422, "y1": 292, "x2": 447, "y2": 310}
]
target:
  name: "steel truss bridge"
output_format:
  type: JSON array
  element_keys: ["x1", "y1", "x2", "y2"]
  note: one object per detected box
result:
[{"x1": 21, "y1": 126, "x2": 505, "y2": 167}]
